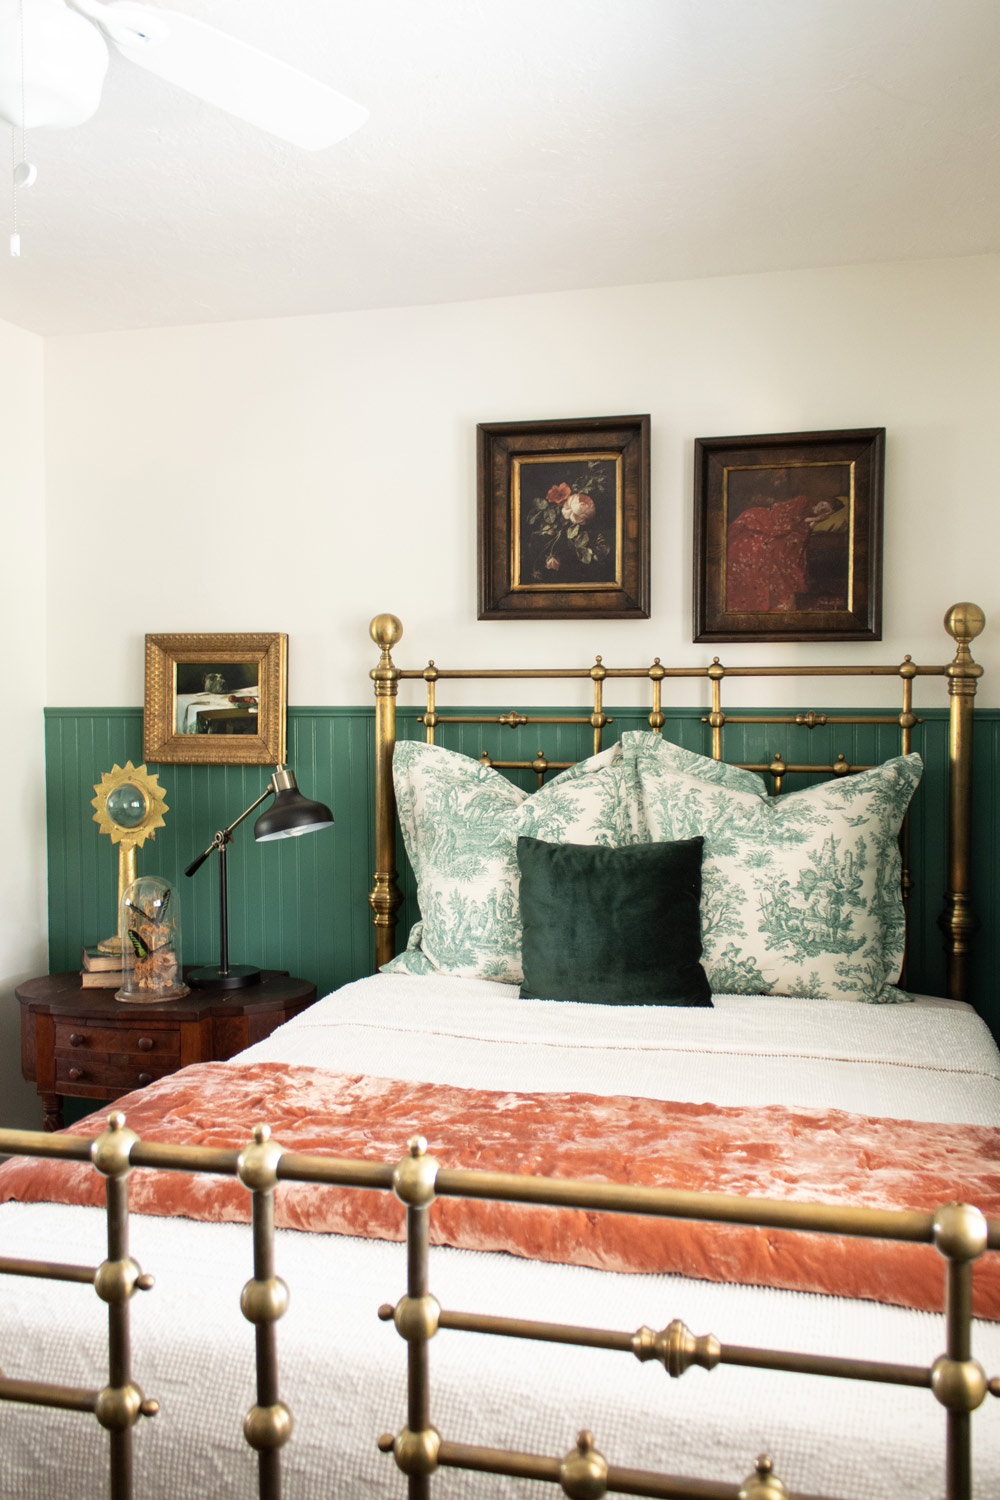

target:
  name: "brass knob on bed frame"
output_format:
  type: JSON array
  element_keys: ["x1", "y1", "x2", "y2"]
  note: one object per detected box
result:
[
  {"x1": 243, "y1": 1400, "x2": 293, "y2": 1453},
  {"x1": 381, "y1": 1424, "x2": 441, "y2": 1476},
  {"x1": 392, "y1": 1135, "x2": 439, "y2": 1207},
  {"x1": 932, "y1": 1202, "x2": 988, "y2": 1262},
  {"x1": 559, "y1": 1430, "x2": 608, "y2": 1500},
  {"x1": 738, "y1": 1455, "x2": 789, "y2": 1499},
  {"x1": 930, "y1": 1354, "x2": 989, "y2": 1412},
  {"x1": 370, "y1": 614, "x2": 403, "y2": 650},
  {"x1": 944, "y1": 602, "x2": 986, "y2": 646},
  {"x1": 90, "y1": 1111, "x2": 140, "y2": 1181}
]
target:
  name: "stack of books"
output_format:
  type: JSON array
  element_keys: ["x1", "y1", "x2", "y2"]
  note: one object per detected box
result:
[{"x1": 81, "y1": 945, "x2": 123, "y2": 989}]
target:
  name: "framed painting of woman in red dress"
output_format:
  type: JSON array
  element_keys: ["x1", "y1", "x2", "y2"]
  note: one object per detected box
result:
[{"x1": 693, "y1": 428, "x2": 884, "y2": 642}]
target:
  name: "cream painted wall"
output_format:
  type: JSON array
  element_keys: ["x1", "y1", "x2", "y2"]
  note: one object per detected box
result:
[
  {"x1": 43, "y1": 254, "x2": 998, "y2": 713},
  {"x1": 1, "y1": 316, "x2": 49, "y2": 1127}
]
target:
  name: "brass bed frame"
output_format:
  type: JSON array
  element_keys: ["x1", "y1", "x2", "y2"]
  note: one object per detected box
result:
[
  {"x1": 0, "y1": 602, "x2": 995, "y2": 1500},
  {"x1": 369, "y1": 601, "x2": 985, "y2": 1001}
]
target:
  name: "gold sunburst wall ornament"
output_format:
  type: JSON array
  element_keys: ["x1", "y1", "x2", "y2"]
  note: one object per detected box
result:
[{"x1": 92, "y1": 761, "x2": 168, "y2": 954}]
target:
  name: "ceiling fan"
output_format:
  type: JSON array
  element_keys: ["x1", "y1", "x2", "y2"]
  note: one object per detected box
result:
[{"x1": 0, "y1": 0, "x2": 368, "y2": 149}]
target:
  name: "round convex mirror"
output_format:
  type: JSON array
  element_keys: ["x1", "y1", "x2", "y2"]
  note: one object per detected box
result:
[{"x1": 105, "y1": 782, "x2": 148, "y2": 829}]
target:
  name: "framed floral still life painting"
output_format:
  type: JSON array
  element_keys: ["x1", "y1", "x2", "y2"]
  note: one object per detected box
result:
[
  {"x1": 693, "y1": 428, "x2": 884, "y2": 643},
  {"x1": 144, "y1": 632, "x2": 287, "y2": 765},
  {"x1": 477, "y1": 414, "x2": 650, "y2": 619}
]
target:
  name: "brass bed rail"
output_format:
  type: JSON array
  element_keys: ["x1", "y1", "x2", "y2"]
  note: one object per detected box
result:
[
  {"x1": 369, "y1": 603, "x2": 985, "y2": 1002},
  {"x1": 0, "y1": 1119, "x2": 996, "y2": 1500}
]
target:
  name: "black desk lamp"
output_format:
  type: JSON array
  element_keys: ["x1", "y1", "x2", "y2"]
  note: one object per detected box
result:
[{"x1": 184, "y1": 765, "x2": 334, "y2": 989}]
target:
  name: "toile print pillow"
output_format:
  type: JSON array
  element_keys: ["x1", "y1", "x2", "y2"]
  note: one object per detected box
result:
[
  {"x1": 627, "y1": 741, "x2": 923, "y2": 1003},
  {"x1": 619, "y1": 731, "x2": 768, "y2": 800},
  {"x1": 383, "y1": 740, "x2": 638, "y2": 983}
]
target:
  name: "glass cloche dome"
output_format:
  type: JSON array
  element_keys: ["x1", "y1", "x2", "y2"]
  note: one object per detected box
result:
[{"x1": 116, "y1": 876, "x2": 189, "y2": 1003}]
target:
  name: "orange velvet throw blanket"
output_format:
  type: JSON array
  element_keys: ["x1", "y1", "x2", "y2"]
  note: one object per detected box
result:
[{"x1": 1, "y1": 1060, "x2": 996, "y2": 1318}]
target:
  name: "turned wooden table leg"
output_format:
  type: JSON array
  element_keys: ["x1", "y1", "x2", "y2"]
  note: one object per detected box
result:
[{"x1": 41, "y1": 1093, "x2": 64, "y2": 1132}]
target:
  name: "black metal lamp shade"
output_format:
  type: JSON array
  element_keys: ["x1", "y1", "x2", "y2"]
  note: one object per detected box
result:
[{"x1": 254, "y1": 767, "x2": 334, "y2": 842}]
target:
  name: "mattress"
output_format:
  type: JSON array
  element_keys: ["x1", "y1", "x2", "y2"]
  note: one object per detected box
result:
[{"x1": 1, "y1": 976, "x2": 998, "y2": 1500}]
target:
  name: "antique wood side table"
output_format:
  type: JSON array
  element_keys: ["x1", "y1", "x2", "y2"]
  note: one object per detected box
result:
[{"x1": 17, "y1": 970, "x2": 317, "y2": 1131}]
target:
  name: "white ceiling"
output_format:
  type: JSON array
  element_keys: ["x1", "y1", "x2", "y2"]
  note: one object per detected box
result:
[{"x1": 1, "y1": 0, "x2": 998, "y2": 337}]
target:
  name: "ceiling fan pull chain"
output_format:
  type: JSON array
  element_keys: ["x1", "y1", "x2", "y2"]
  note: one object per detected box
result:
[
  {"x1": 9, "y1": 0, "x2": 26, "y2": 256},
  {"x1": 9, "y1": 100, "x2": 17, "y2": 256}
]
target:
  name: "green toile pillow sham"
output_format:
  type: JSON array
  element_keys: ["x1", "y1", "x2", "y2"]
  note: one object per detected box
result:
[
  {"x1": 619, "y1": 731, "x2": 768, "y2": 798},
  {"x1": 517, "y1": 835, "x2": 712, "y2": 1006},
  {"x1": 383, "y1": 740, "x2": 639, "y2": 983},
  {"x1": 626, "y1": 738, "x2": 923, "y2": 1003}
]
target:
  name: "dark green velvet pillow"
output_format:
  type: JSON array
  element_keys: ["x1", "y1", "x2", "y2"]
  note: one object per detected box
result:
[{"x1": 516, "y1": 835, "x2": 712, "y2": 1006}]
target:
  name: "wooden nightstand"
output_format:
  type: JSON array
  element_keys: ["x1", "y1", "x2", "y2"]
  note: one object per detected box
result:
[{"x1": 17, "y1": 970, "x2": 318, "y2": 1131}]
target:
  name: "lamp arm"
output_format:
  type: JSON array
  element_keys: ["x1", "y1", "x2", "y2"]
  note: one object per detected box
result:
[
  {"x1": 221, "y1": 782, "x2": 276, "y2": 839},
  {"x1": 183, "y1": 779, "x2": 277, "y2": 878}
]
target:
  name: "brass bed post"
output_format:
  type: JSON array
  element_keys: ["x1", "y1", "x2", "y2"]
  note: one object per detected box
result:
[
  {"x1": 90, "y1": 1113, "x2": 159, "y2": 1500},
  {"x1": 370, "y1": 615, "x2": 404, "y2": 971},
  {"x1": 379, "y1": 1136, "x2": 442, "y2": 1499},
  {"x1": 940, "y1": 604, "x2": 985, "y2": 1005},
  {"x1": 589, "y1": 657, "x2": 607, "y2": 755},
  {"x1": 931, "y1": 1202, "x2": 991, "y2": 1500},
  {"x1": 238, "y1": 1124, "x2": 293, "y2": 1500},
  {"x1": 707, "y1": 659, "x2": 725, "y2": 760}
]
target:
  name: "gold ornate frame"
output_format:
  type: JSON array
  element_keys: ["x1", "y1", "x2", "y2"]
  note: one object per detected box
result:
[
  {"x1": 143, "y1": 632, "x2": 287, "y2": 765},
  {"x1": 369, "y1": 603, "x2": 985, "y2": 1003}
]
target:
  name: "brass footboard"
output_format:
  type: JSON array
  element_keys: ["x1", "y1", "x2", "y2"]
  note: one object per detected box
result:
[{"x1": 0, "y1": 1118, "x2": 996, "y2": 1500}]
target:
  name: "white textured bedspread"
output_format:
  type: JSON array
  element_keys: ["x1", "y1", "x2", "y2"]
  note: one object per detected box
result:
[
  {"x1": 0, "y1": 978, "x2": 997, "y2": 1500},
  {"x1": 241, "y1": 974, "x2": 1000, "y2": 1123}
]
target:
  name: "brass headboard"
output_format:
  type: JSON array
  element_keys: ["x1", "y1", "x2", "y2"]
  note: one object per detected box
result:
[{"x1": 368, "y1": 603, "x2": 985, "y2": 1002}]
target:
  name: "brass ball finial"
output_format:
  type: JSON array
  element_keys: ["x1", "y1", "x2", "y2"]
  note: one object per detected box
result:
[
  {"x1": 370, "y1": 614, "x2": 404, "y2": 650},
  {"x1": 559, "y1": 1429, "x2": 608, "y2": 1499},
  {"x1": 738, "y1": 1453, "x2": 790, "y2": 1500},
  {"x1": 933, "y1": 1201, "x2": 988, "y2": 1262},
  {"x1": 944, "y1": 602, "x2": 985, "y2": 644}
]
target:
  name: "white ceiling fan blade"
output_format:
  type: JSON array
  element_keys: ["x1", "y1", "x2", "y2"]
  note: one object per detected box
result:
[{"x1": 72, "y1": 1, "x2": 368, "y2": 150}]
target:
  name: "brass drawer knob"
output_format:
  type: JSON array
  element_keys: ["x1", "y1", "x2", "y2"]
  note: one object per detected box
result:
[
  {"x1": 67, "y1": 1067, "x2": 83, "y2": 1082},
  {"x1": 69, "y1": 1033, "x2": 84, "y2": 1047},
  {"x1": 137, "y1": 1037, "x2": 154, "y2": 1052},
  {"x1": 138, "y1": 1073, "x2": 153, "y2": 1086}
]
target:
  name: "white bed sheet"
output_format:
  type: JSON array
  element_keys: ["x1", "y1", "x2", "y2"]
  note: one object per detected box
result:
[
  {"x1": 240, "y1": 976, "x2": 1000, "y2": 1123},
  {"x1": 1, "y1": 978, "x2": 998, "y2": 1500}
]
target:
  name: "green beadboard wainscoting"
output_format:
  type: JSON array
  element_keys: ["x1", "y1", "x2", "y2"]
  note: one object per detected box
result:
[{"x1": 44, "y1": 706, "x2": 999, "y2": 1037}]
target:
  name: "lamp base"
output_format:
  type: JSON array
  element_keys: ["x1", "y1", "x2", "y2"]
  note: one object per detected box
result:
[{"x1": 187, "y1": 964, "x2": 262, "y2": 991}]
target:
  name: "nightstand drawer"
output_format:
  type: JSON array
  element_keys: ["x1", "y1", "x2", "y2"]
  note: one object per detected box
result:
[
  {"x1": 53, "y1": 1020, "x2": 181, "y2": 1062},
  {"x1": 53, "y1": 1054, "x2": 177, "y2": 1094}
]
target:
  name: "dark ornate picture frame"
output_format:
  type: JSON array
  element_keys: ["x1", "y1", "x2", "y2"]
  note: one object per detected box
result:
[
  {"x1": 144, "y1": 632, "x2": 287, "y2": 765},
  {"x1": 477, "y1": 414, "x2": 650, "y2": 619},
  {"x1": 693, "y1": 427, "x2": 884, "y2": 643}
]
